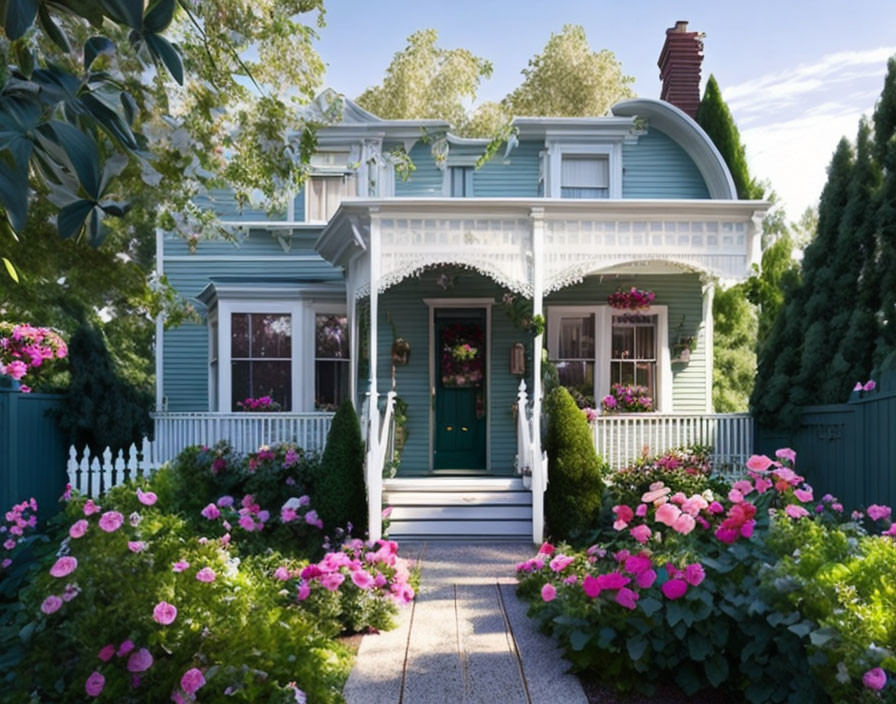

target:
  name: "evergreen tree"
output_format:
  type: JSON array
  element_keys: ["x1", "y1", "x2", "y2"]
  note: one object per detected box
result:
[
  {"x1": 874, "y1": 59, "x2": 896, "y2": 368},
  {"x1": 54, "y1": 324, "x2": 152, "y2": 454},
  {"x1": 314, "y1": 401, "x2": 367, "y2": 534},
  {"x1": 696, "y1": 75, "x2": 763, "y2": 200},
  {"x1": 713, "y1": 284, "x2": 757, "y2": 412}
]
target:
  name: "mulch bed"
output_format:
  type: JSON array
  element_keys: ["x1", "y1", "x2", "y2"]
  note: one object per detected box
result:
[{"x1": 579, "y1": 673, "x2": 742, "y2": 704}]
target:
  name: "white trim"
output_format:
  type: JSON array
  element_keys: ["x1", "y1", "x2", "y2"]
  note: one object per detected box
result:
[
  {"x1": 306, "y1": 302, "x2": 349, "y2": 411},
  {"x1": 702, "y1": 282, "x2": 715, "y2": 413},
  {"x1": 548, "y1": 142, "x2": 622, "y2": 199},
  {"x1": 207, "y1": 307, "x2": 218, "y2": 411},
  {"x1": 155, "y1": 228, "x2": 165, "y2": 412},
  {"x1": 423, "y1": 298, "x2": 496, "y2": 471},
  {"x1": 545, "y1": 304, "x2": 671, "y2": 412}
]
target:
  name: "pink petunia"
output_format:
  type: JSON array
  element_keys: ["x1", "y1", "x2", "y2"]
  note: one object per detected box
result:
[
  {"x1": 69, "y1": 520, "x2": 88, "y2": 539},
  {"x1": 862, "y1": 667, "x2": 886, "y2": 692},
  {"x1": 794, "y1": 489, "x2": 814, "y2": 503},
  {"x1": 85, "y1": 671, "x2": 105, "y2": 697},
  {"x1": 172, "y1": 560, "x2": 190, "y2": 573},
  {"x1": 351, "y1": 570, "x2": 375, "y2": 590},
  {"x1": 180, "y1": 668, "x2": 206, "y2": 696},
  {"x1": 775, "y1": 448, "x2": 797, "y2": 464},
  {"x1": 732, "y1": 480, "x2": 754, "y2": 496},
  {"x1": 754, "y1": 477, "x2": 773, "y2": 494},
  {"x1": 127, "y1": 648, "x2": 154, "y2": 673},
  {"x1": 84, "y1": 499, "x2": 100, "y2": 515},
  {"x1": 118, "y1": 640, "x2": 134, "y2": 657},
  {"x1": 630, "y1": 524, "x2": 652, "y2": 544},
  {"x1": 549, "y1": 554, "x2": 574, "y2": 572},
  {"x1": 672, "y1": 513, "x2": 696, "y2": 535},
  {"x1": 661, "y1": 578, "x2": 688, "y2": 600},
  {"x1": 635, "y1": 503, "x2": 648, "y2": 517},
  {"x1": 196, "y1": 567, "x2": 216, "y2": 583},
  {"x1": 541, "y1": 583, "x2": 557, "y2": 602},
  {"x1": 728, "y1": 489, "x2": 744, "y2": 504},
  {"x1": 321, "y1": 572, "x2": 345, "y2": 591},
  {"x1": 41, "y1": 595, "x2": 63, "y2": 614},
  {"x1": 867, "y1": 504, "x2": 892, "y2": 522},
  {"x1": 615, "y1": 587, "x2": 639, "y2": 610},
  {"x1": 152, "y1": 601, "x2": 177, "y2": 625},
  {"x1": 636, "y1": 569, "x2": 657, "y2": 589},
  {"x1": 50, "y1": 556, "x2": 77, "y2": 578},
  {"x1": 297, "y1": 581, "x2": 311, "y2": 601},
  {"x1": 655, "y1": 502, "x2": 681, "y2": 527},
  {"x1": 200, "y1": 503, "x2": 220, "y2": 520},
  {"x1": 785, "y1": 505, "x2": 810, "y2": 519},
  {"x1": 128, "y1": 541, "x2": 146, "y2": 553},
  {"x1": 98, "y1": 511, "x2": 123, "y2": 533},
  {"x1": 582, "y1": 575, "x2": 601, "y2": 598},
  {"x1": 98, "y1": 644, "x2": 116, "y2": 662},
  {"x1": 136, "y1": 488, "x2": 157, "y2": 506},
  {"x1": 274, "y1": 566, "x2": 291, "y2": 581},
  {"x1": 623, "y1": 555, "x2": 652, "y2": 575}
]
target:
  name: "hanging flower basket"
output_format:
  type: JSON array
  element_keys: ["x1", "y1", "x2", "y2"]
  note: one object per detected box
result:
[
  {"x1": 607, "y1": 287, "x2": 656, "y2": 311},
  {"x1": 440, "y1": 323, "x2": 484, "y2": 388}
]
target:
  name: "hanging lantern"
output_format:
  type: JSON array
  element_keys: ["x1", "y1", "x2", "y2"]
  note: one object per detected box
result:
[{"x1": 510, "y1": 342, "x2": 526, "y2": 376}]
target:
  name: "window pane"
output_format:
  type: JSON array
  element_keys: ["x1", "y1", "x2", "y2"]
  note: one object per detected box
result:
[
  {"x1": 561, "y1": 156, "x2": 609, "y2": 187},
  {"x1": 450, "y1": 167, "x2": 468, "y2": 197},
  {"x1": 316, "y1": 314, "x2": 349, "y2": 358},
  {"x1": 560, "y1": 186, "x2": 608, "y2": 199},
  {"x1": 611, "y1": 361, "x2": 636, "y2": 387},
  {"x1": 556, "y1": 361, "x2": 594, "y2": 407},
  {"x1": 558, "y1": 315, "x2": 594, "y2": 358},
  {"x1": 250, "y1": 314, "x2": 291, "y2": 358},
  {"x1": 612, "y1": 326, "x2": 634, "y2": 360},
  {"x1": 316, "y1": 360, "x2": 349, "y2": 410},
  {"x1": 231, "y1": 314, "x2": 249, "y2": 358},
  {"x1": 636, "y1": 363, "x2": 655, "y2": 393},
  {"x1": 231, "y1": 360, "x2": 291, "y2": 411},
  {"x1": 636, "y1": 325, "x2": 655, "y2": 360}
]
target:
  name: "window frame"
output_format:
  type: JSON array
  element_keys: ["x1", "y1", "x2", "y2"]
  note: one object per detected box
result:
[
  {"x1": 546, "y1": 304, "x2": 671, "y2": 411},
  {"x1": 306, "y1": 302, "x2": 350, "y2": 411},
  {"x1": 545, "y1": 142, "x2": 623, "y2": 199},
  {"x1": 560, "y1": 154, "x2": 610, "y2": 199},
  {"x1": 305, "y1": 172, "x2": 358, "y2": 223}
]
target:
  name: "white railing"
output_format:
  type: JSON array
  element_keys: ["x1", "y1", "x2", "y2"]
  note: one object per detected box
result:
[
  {"x1": 592, "y1": 412, "x2": 753, "y2": 472},
  {"x1": 152, "y1": 412, "x2": 335, "y2": 463},
  {"x1": 365, "y1": 391, "x2": 396, "y2": 541},
  {"x1": 66, "y1": 440, "x2": 162, "y2": 498},
  {"x1": 516, "y1": 379, "x2": 547, "y2": 542}
]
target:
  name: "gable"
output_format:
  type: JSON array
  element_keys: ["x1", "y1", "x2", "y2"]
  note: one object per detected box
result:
[{"x1": 622, "y1": 127, "x2": 711, "y2": 199}]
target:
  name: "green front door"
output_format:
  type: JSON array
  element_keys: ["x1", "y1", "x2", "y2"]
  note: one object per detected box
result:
[{"x1": 434, "y1": 309, "x2": 487, "y2": 470}]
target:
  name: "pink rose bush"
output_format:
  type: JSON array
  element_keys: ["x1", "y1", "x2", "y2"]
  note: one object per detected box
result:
[
  {"x1": 516, "y1": 448, "x2": 896, "y2": 701},
  {"x1": 1, "y1": 497, "x2": 38, "y2": 571},
  {"x1": 0, "y1": 322, "x2": 67, "y2": 391}
]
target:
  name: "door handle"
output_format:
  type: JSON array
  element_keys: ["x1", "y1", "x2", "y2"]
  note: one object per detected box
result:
[
  {"x1": 461, "y1": 426, "x2": 468, "y2": 432},
  {"x1": 446, "y1": 426, "x2": 453, "y2": 432}
]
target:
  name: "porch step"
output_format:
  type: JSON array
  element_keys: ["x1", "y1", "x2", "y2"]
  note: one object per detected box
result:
[{"x1": 383, "y1": 476, "x2": 532, "y2": 539}]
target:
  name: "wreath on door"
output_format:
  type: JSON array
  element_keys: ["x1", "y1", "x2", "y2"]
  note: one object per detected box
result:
[{"x1": 440, "y1": 323, "x2": 484, "y2": 388}]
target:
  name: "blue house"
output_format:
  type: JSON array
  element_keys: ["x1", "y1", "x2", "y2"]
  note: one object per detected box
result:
[{"x1": 154, "y1": 25, "x2": 766, "y2": 541}]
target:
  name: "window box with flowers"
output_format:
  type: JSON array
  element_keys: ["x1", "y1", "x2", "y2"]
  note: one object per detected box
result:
[{"x1": 601, "y1": 383, "x2": 654, "y2": 414}]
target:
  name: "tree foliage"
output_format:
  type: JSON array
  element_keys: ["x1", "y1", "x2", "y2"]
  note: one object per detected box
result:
[
  {"x1": 314, "y1": 401, "x2": 366, "y2": 534},
  {"x1": 712, "y1": 284, "x2": 757, "y2": 412}
]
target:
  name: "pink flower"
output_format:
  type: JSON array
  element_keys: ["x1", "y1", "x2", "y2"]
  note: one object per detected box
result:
[
  {"x1": 794, "y1": 489, "x2": 814, "y2": 503},
  {"x1": 595, "y1": 572, "x2": 630, "y2": 590},
  {"x1": 641, "y1": 485, "x2": 671, "y2": 503},
  {"x1": 661, "y1": 578, "x2": 688, "y2": 600},
  {"x1": 50, "y1": 556, "x2": 77, "y2": 578},
  {"x1": 746, "y1": 454, "x2": 774, "y2": 472},
  {"x1": 549, "y1": 554, "x2": 574, "y2": 572},
  {"x1": 623, "y1": 555, "x2": 652, "y2": 575},
  {"x1": 98, "y1": 644, "x2": 116, "y2": 662},
  {"x1": 775, "y1": 447, "x2": 797, "y2": 464},
  {"x1": 564, "y1": 574, "x2": 578, "y2": 585},
  {"x1": 684, "y1": 564, "x2": 705, "y2": 586},
  {"x1": 785, "y1": 505, "x2": 809, "y2": 519},
  {"x1": 740, "y1": 520, "x2": 756, "y2": 538},
  {"x1": 351, "y1": 570, "x2": 375, "y2": 589},
  {"x1": 118, "y1": 640, "x2": 134, "y2": 656},
  {"x1": 217, "y1": 495, "x2": 234, "y2": 507},
  {"x1": 83, "y1": 499, "x2": 101, "y2": 516},
  {"x1": 196, "y1": 567, "x2": 216, "y2": 583},
  {"x1": 201, "y1": 503, "x2": 220, "y2": 520},
  {"x1": 854, "y1": 381, "x2": 864, "y2": 391},
  {"x1": 180, "y1": 668, "x2": 206, "y2": 696},
  {"x1": 85, "y1": 671, "x2": 105, "y2": 697},
  {"x1": 754, "y1": 477, "x2": 773, "y2": 494},
  {"x1": 128, "y1": 541, "x2": 146, "y2": 553},
  {"x1": 297, "y1": 580, "x2": 311, "y2": 601},
  {"x1": 537, "y1": 542, "x2": 555, "y2": 556},
  {"x1": 172, "y1": 560, "x2": 190, "y2": 573},
  {"x1": 728, "y1": 489, "x2": 744, "y2": 504},
  {"x1": 41, "y1": 595, "x2": 62, "y2": 614},
  {"x1": 238, "y1": 515, "x2": 255, "y2": 531},
  {"x1": 2, "y1": 558, "x2": 12, "y2": 568},
  {"x1": 541, "y1": 583, "x2": 557, "y2": 602},
  {"x1": 582, "y1": 575, "x2": 601, "y2": 598},
  {"x1": 635, "y1": 503, "x2": 648, "y2": 517},
  {"x1": 321, "y1": 572, "x2": 345, "y2": 591},
  {"x1": 98, "y1": 511, "x2": 123, "y2": 533},
  {"x1": 616, "y1": 587, "x2": 639, "y2": 610},
  {"x1": 862, "y1": 667, "x2": 886, "y2": 691},
  {"x1": 153, "y1": 601, "x2": 177, "y2": 625},
  {"x1": 655, "y1": 502, "x2": 681, "y2": 527},
  {"x1": 733, "y1": 480, "x2": 754, "y2": 496},
  {"x1": 867, "y1": 504, "x2": 892, "y2": 521},
  {"x1": 630, "y1": 524, "x2": 652, "y2": 544},
  {"x1": 2, "y1": 539, "x2": 15, "y2": 551},
  {"x1": 672, "y1": 513, "x2": 696, "y2": 535},
  {"x1": 636, "y1": 569, "x2": 657, "y2": 589},
  {"x1": 68, "y1": 519, "x2": 88, "y2": 539},
  {"x1": 127, "y1": 648, "x2": 154, "y2": 673},
  {"x1": 136, "y1": 488, "x2": 157, "y2": 506},
  {"x1": 274, "y1": 566, "x2": 291, "y2": 581},
  {"x1": 863, "y1": 380, "x2": 876, "y2": 392}
]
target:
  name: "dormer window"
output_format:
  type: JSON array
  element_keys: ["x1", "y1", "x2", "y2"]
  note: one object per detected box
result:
[
  {"x1": 449, "y1": 166, "x2": 473, "y2": 197},
  {"x1": 306, "y1": 150, "x2": 358, "y2": 222},
  {"x1": 561, "y1": 155, "x2": 609, "y2": 199}
]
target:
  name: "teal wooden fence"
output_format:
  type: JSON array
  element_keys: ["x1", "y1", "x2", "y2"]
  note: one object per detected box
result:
[
  {"x1": 755, "y1": 371, "x2": 896, "y2": 511},
  {"x1": 0, "y1": 386, "x2": 68, "y2": 518}
]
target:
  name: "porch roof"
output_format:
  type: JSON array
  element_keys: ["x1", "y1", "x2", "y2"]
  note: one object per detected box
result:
[{"x1": 316, "y1": 198, "x2": 770, "y2": 297}]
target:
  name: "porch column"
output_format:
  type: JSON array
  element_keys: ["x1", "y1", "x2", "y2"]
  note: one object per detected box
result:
[
  {"x1": 367, "y1": 211, "x2": 382, "y2": 541},
  {"x1": 347, "y1": 263, "x2": 359, "y2": 410},
  {"x1": 530, "y1": 207, "x2": 545, "y2": 543},
  {"x1": 702, "y1": 277, "x2": 715, "y2": 413}
]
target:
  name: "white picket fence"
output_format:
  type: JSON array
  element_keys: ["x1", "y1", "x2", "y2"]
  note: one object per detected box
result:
[
  {"x1": 66, "y1": 439, "x2": 163, "y2": 498},
  {"x1": 593, "y1": 412, "x2": 753, "y2": 475}
]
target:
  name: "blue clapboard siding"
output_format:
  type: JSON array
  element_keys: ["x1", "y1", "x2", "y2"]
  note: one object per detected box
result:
[
  {"x1": 193, "y1": 188, "x2": 287, "y2": 221},
  {"x1": 472, "y1": 140, "x2": 541, "y2": 197},
  {"x1": 622, "y1": 128, "x2": 710, "y2": 199},
  {"x1": 545, "y1": 273, "x2": 707, "y2": 412},
  {"x1": 394, "y1": 143, "x2": 444, "y2": 197},
  {"x1": 162, "y1": 227, "x2": 324, "y2": 257},
  {"x1": 161, "y1": 231, "x2": 341, "y2": 411},
  {"x1": 375, "y1": 272, "x2": 529, "y2": 473}
]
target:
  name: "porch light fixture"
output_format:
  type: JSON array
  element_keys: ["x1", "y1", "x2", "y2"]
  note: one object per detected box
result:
[{"x1": 510, "y1": 342, "x2": 526, "y2": 376}]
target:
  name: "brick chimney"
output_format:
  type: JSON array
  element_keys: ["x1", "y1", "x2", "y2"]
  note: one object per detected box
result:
[{"x1": 657, "y1": 20, "x2": 704, "y2": 119}]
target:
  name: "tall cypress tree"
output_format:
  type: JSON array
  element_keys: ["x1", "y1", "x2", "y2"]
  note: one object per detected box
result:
[
  {"x1": 696, "y1": 75, "x2": 763, "y2": 200},
  {"x1": 873, "y1": 59, "x2": 896, "y2": 368}
]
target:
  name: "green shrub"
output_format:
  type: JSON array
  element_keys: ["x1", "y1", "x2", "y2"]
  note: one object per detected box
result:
[
  {"x1": 315, "y1": 401, "x2": 366, "y2": 534},
  {"x1": 544, "y1": 386, "x2": 606, "y2": 541}
]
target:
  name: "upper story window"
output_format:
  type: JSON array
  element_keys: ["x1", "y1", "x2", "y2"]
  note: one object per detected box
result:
[
  {"x1": 307, "y1": 150, "x2": 357, "y2": 222},
  {"x1": 561, "y1": 155, "x2": 609, "y2": 199},
  {"x1": 449, "y1": 166, "x2": 473, "y2": 197},
  {"x1": 230, "y1": 313, "x2": 292, "y2": 411}
]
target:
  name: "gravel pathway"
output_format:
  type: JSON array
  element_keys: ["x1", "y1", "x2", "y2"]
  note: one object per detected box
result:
[{"x1": 343, "y1": 542, "x2": 587, "y2": 704}]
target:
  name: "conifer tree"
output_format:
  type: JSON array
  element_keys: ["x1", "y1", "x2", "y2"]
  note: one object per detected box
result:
[{"x1": 874, "y1": 59, "x2": 896, "y2": 368}]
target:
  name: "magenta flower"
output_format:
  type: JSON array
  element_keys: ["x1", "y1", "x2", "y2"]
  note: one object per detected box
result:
[
  {"x1": 537, "y1": 542, "x2": 555, "y2": 556},
  {"x1": 297, "y1": 581, "x2": 311, "y2": 601},
  {"x1": 863, "y1": 380, "x2": 877, "y2": 392},
  {"x1": 624, "y1": 555, "x2": 652, "y2": 575},
  {"x1": 69, "y1": 520, "x2": 88, "y2": 539},
  {"x1": 196, "y1": 567, "x2": 216, "y2": 583},
  {"x1": 41, "y1": 595, "x2": 63, "y2": 614},
  {"x1": 117, "y1": 639, "x2": 134, "y2": 656},
  {"x1": 661, "y1": 578, "x2": 688, "y2": 600},
  {"x1": 200, "y1": 503, "x2": 220, "y2": 520},
  {"x1": 152, "y1": 601, "x2": 177, "y2": 625},
  {"x1": 867, "y1": 504, "x2": 892, "y2": 521},
  {"x1": 595, "y1": 572, "x2": 630, "y2": 590},
  {"x1": 172, "y1": 560, "x2": 190, "y2": 573},
  {"x1": 862, "y1": 667, "x2": 886, "y2": 691},
  {"x1": 50, "y1": 556, "x2": 77, "y2": 578},
  {"x1": 616, "y1": 587, "x2": 639, "y2": 610},
  {"x1": 684, "y1": 564, "x2": 706, "y2": 586},
  {"x1": 98, "y1": 511, "x2": 123, "y2": 533},
  {"x1": 128, "y1": 541, "x2": 146, "y2": 553},
  {"x1": 636, "y1": 569, "x2": 657, "y2": 589},
  {"x1": 83, "y1": 499, "x2": 100, "y2": 516},
  {"x1": 540, "y1": 582, "x2": 557, "y2": 602},
  {"x1": 98, "y1": 644, "x2": 115, "y2": 662},
  {"x1": 321, "y1": 572, "x2": 345, "y2": 591},
  {"x1": 274, "y1": 566, "x2": 291, "y2": 581},
  {"x1": 85, "y1": 671, "x2": 105, "y2": 697},
  {"x1": 136, "y1": 488, "x2": 157, "y2": 506},
  {"x1": 582, "y1": 574, "x2": 601, "y2": 598},
  {"x1": 180, "y1": 668, "x2": 206, "y2": 695},
  {"x1": 2, "y1": 539, "x2": 15, "y2": 551},
  {"x1": 127, "y1": 648, "x2": 154, "y2": 673}
]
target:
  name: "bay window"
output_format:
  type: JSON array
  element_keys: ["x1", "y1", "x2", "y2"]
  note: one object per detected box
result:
[
  {"x1": 230, "y1": 313, "x2": 292, "y2": 410},
  {"x1": 314, "y1": 313, "x2": 350, "y2": 410}
]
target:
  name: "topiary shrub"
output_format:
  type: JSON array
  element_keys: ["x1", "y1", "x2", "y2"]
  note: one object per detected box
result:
[
  {"x1": 544, "y1": 386, "x2": 606, "y2": 541},
  {"x1": 314, "y1": 401, "x2": 366, "y2": 534}
]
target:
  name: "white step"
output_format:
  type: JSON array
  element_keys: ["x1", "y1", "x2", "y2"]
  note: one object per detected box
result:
[
  {"x1": 390, "y1": 505, "x2": 532, "y2": 521},
  {"x1": 383, "y1": 477, "x2": 526, "y2": 492},
  {"x1": 383, "y1": 490, "x2": 532, "y2": 506},
  {"x1": 388, "y1": 520, "x2": 532, "y2": 537}
]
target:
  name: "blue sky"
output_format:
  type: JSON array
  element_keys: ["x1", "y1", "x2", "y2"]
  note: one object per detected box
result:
[{"x1": 313, "y1": 1, "x2": 896, "y2": 219}]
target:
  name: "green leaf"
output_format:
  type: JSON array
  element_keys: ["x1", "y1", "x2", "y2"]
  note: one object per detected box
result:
[
  {"x1": 626, "y1": 635, "x2": 647, "y2": 661},
  {"x1": 99, "y1": 0, "x2": 143, "y2": 29},
  {"x1": 17, "y1": 620, "x2": 35, "y2": 643},
  {"x1": 57, "y1": 199, "x2": 95, "y2": 240},
  {"x1": 666, "y1": 601, "x2": 684, "y2": 628},
  {"x1": 597, "y1": 626, "x2": 616, "y2": 648},
  {"x1": 0, "y1": 166, "x2": 28, "y2": 230},
  {"x1": 37, "y1": 4, "x2": 71, "y2": 52},
  {"x1": 569, "y1": 629, "x2": 590, "y2": 652},
  {"x1": 639, "y1": 596, "x2": 662, "y2": 617},
  {"x1": 143, "y1": 0, "x2": 176, "y2": 33},
  {"x1": 49, "y1": 121, "x2": 100, "y2": 198},
  {"x1": 144, "y1": 33, "x2": 183, "y2": 85},
  {"x1": 2, "y1": 257, "x2": 18, "y2": 282},
  {"x1": 687, "y1": 634, "x2": 713, "y2": 662},
  {"x1": 787, "y1": 621, "x2": 813, "y2": 639},
  {"x1": 745, "y1": 679, "x2": 776, "y2": 703},
  {"x1": 674, "y1": 663, "x2": 702, "y2": 695},
  {"x1": 808, "y1": 627, "x2": 836, "y2": 647},
  {"x1": 84, "y1": 36, "x2": 116, "y2": 70},
  {"x1": 704, "y1": 653, "x2": 729, "y2": 688},
  {"x1": 4, "y1": 0, "x2": 38, "y2": 40}
]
